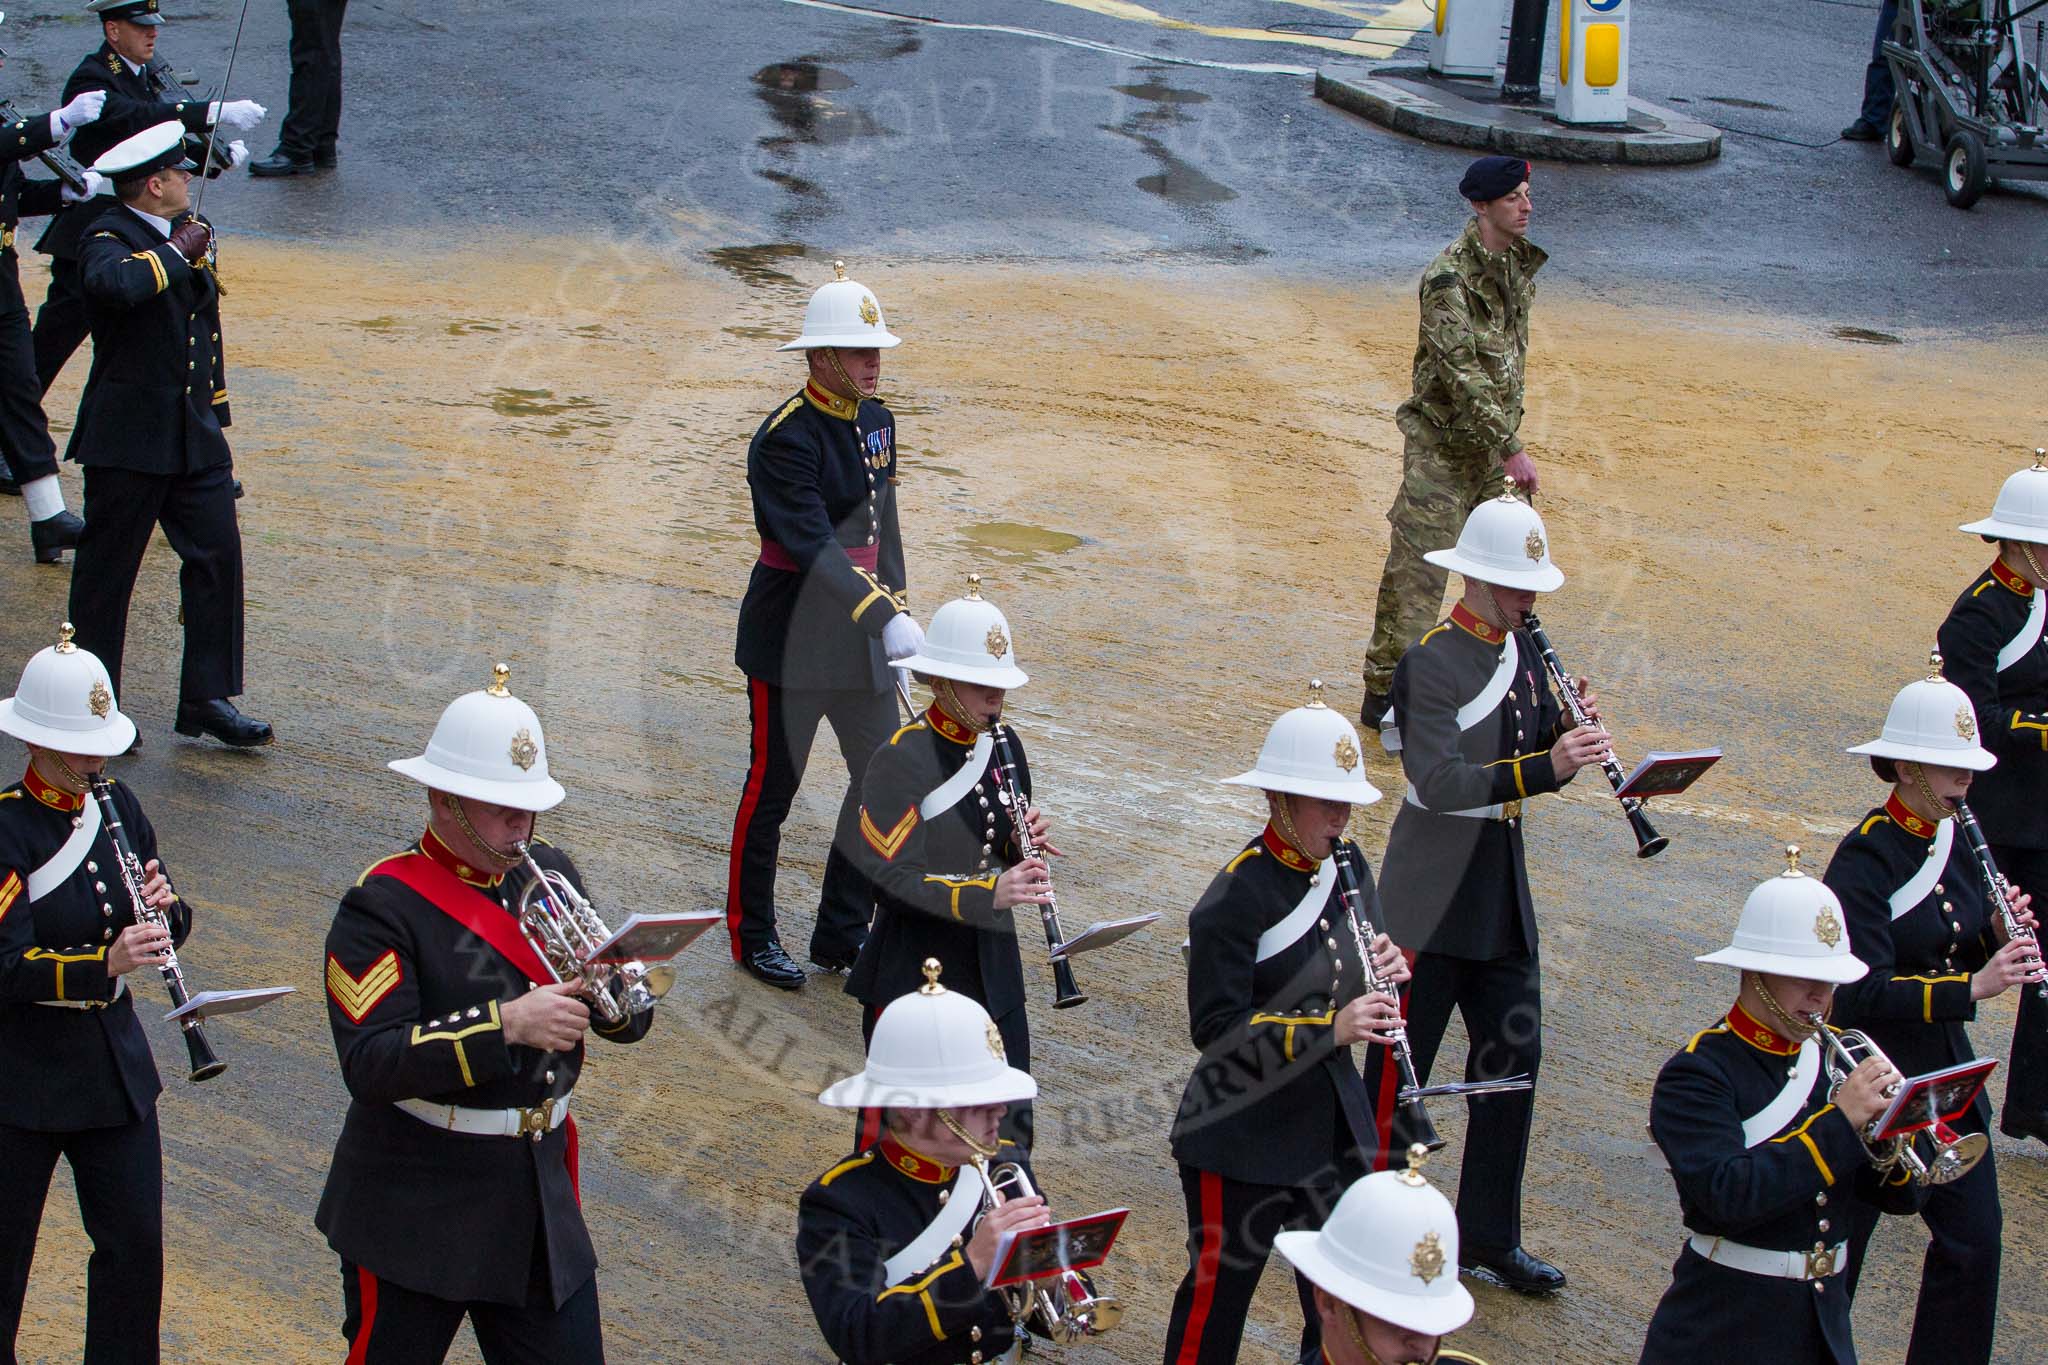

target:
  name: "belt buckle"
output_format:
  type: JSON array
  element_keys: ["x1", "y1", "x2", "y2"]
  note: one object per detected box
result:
[
  {"x1": 1, "y1": 228, "x2": 14, "y2": 251},
  {"x1": 1803, "y1": 1243, "x2": 1836, "y2": 1280},
  {"x1": 517, "y1": 1103, "x2": 553, "y2": 1141},
  {"x1": 1499, "y1": 799, "x2": 1523, "y2": 821}
]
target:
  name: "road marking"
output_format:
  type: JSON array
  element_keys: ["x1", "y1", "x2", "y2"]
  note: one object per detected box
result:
[{"x1": 1034, "y1": 0, "x2": 1433, "y2": 59}]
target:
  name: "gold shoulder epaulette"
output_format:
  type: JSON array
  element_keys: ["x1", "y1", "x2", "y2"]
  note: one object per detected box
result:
[
  {"x1": 1858, "y1": 812, "x2": 1891, "y2": 837},
  {"x1": 764, "y1": 394, "x2": 804, "y2": 436},
  {"x1": 819, "y1": 1152, "x2": 874, "y2": 1187}
]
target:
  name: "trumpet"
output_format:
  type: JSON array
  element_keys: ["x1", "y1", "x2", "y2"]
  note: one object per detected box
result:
[
  {"x1": 1953, "y1": 798, "x2": 2048, "y2": 1002},
  {"x1": 989, "y1": 725, "x2": 1085, "y2": 1010},
  {"x1": 513, "y1": 842, "x2": 674, "y2": 1026},
  {"x1": 1522, "y1": 612, "x2": 1668, "y2": 859},
  {"x1": 1333, "y1": 839, "x2": 1529, "y2": 1152},
  {"x1": 90, "y1": 776, "x2": 225, "y2": 1083},
  {"x1": 975, "y1": 1158, "x2": 1122, "y2": 1344},
  {"x1": 1809, "y1": 1014, "x2": 1986, "y2": 1185}
]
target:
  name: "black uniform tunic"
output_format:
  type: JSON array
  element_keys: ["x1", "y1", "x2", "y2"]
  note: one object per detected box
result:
[
  {"x1": 315, "y1": 831, "x2": 651, "y2": 1310},
  {"x1": 1641, "y1": 1005, "x2": 1900, "y2": 1365},
  {"x1": 797, "y1": 1132, "x2": 1033, "y2": 1365},
  {"x1": 0, "y1": 108, "x2": 69, "y2": 485}
]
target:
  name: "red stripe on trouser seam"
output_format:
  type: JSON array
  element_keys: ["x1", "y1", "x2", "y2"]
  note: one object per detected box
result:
[
  {"x1": 1174, "y1": 1170, "x2": 1224, "y2": 1365},
  {"x1": 1370, "y1": 948, "x2": 1420, "y2": 1173},
  {"x1": 858, "y1": 1007, "x2": 884, "y2": 1148},
  {"x1": 345, "y1": 1266, "x2": 379, "y2": 1365},
  {"x1": 725, "y1": 676, "x2": 772, "y2": 960}
]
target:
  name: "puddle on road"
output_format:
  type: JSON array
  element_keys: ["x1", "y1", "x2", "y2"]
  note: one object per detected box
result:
[
  {"x1": 1707, "y1": 95, "x2": 1787, "y2": 112},
  {"x1": 446, "y1": 319, "x2": 502, "y2": 336},
  {"x1": 1107, "y1": 75, "x2": 1235, "y2": 206},
  {"x1": 348, "y1": 315, "x2": 399, "y2": 330},
  {"x1": 749, "y1": 61, "x2": 890, "y2": 147},
  {"x1": 961, "y1": 521, "x2": 1085, "y2": 560},
  {"x1": 707, "y1": 243, "x2": 811, "y2": 288},
  {"x1": 1830, "y1": 326, "x2": 1904, "y2": 345}
]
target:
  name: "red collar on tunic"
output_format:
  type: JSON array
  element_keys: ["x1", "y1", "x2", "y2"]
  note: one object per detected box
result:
[
  {"x1": 1883, "y1": 791, "x2": 1939, "y2": 840},
  {"x1": 23, "y1": 764, "x2": 84, "y2": 812},
  {"x1": 1990, "y1": 556, "x2": 2036, "y2": 598},
  {"x1": 419, "y1": 826, "x2": 505, "y2": 888},
  {"x1": 803, "y1": 380, "x2": 860, "y2": 422},
  {"x1": 925, "y1": 704, "x2": 978, "y2": 747},
  {"x1": 1728, "y1": 1001, "x2": 1800, "y2": 1056},
  {"x1": 1450, "y1": 602, "x2": 1507, "y2": 644},
  {"x1": 1261, "y1": 824, "x2": 1318, "y2": 874},
  {"x1": 878, "y1": 1132, "x2": 955, "y2": 1184}
]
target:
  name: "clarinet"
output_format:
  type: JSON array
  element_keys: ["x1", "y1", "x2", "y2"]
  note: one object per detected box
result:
[
  {"x1": 1522, "y1": 611, "x2": 1669, "y2": 859},
  {"x1": 89, "y1": 776, "x2": 225, "y2": 1082},
  {"x1": 1953, "y1": 797, "x2": 2048, "y2": 1002},
  {"x1": 0, "y1": 102, "x2": 87, "y2": 194},
  {"x1": 990, "y1": 724, "x2": 1085, "y2": 1010},
  {"x1": 1330, "y1": 841, "x2": 1442, "y2": 1152}
]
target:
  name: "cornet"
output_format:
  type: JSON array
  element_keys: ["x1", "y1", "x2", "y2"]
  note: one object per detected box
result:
[
  {"x1": 974, "y1": 1158, "x2": 1122, "y2": 1344},
  {"x1": 514, "y1": 842, "x2": 675, "y2": 1026},
  {"x1": 1809, "y1": 1014, "x2": 1986, "y2": 1186}
]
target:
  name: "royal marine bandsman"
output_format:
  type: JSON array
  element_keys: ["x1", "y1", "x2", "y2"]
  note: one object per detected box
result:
[
  {"x1": 0, "y1": 23, "x2": 105, "y2": 562},
  {"x1": 798, "y1": 958, "x2": 1110, "y2": 1365},
  {"x1": 1822, "y1": 661, "x2": 2037, "y2": 1365},
  {"x1": 1937, "y1": 457, "x2": 2048, "y2": 1145},
  {"x1": 315, "y1": 664, "x2": 653, "y2": 1363},
  {"x1": 1162, "y1": 683, "x2": 1410, "y2": 1365},
  {"x1": 0, "y1": 625, "x2": 190, "y2": 1361},
  {"x1": 1275, "y1": 1149, "x2": 1490, "y2": 1365},
  {"x1": 32, "y1": 0, "x2": 263, "y2": 391},
  {"x1": 1641, "y1": 846, "x2": 1912, "y2": 1365},
  {"x1": 847, "y1": 576, "x2": 1053, "y2": 1148},
  {"x1": 1366, "y1": 489, "x2": 1608, "y2": 1295},
  {"x1": 1361, "y1": 155, "x2": 1543, "y2": 728},
  {"x1": 726, "y1": 260, "x2": 924, "y2": 991},
  {"x1": 66, "y1": 120, "x2": 270, "y2": 749}
]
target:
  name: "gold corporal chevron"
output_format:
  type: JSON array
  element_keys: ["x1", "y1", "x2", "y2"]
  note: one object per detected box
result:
[{"x1": 327, "y1": 949, "x2": 402, "y2": 1023}]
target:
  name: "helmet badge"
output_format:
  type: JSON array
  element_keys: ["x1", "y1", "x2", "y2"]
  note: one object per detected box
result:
[
  {"x1": 1410, "y1": 1229, "x2": 1447, "y2": 1285},
  {"x1": 1956, "y1": 705, "x2": 1977, "y2": 741},
  {"x1": 88, "y1": 679, "x2": 112, "y2": 719},
  {"x1": 1333, "y1": 733, "x2": 1360, "y2": 772},
  {"x1": 859, "y1": 294, "x2": 880, "y2": 327},
  {"x1": 1524, "y1": 528, "x2": 1546, "y2": 561},
  {"x1": 1813, "y1": 904, "x2": 1844, "y2": 949},
  {"x1": 508, "y1": 728, "x2": 539, "y2": 772},
  {"x1": 986, "y1": 1020, "x2": 1006, "y2": 1061},
  {"x1": 985, "y1": 625, "x2": 1009, "y2": 659}
]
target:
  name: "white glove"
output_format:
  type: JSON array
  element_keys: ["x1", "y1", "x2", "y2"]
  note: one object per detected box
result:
[
  {"x1": 209, "y1": 99, "x2": 266, "y2": 131},
  {"x1": 59, "y1": 170, "x2": 110, "y2": 204},
  {"x1": 226, "y1": 139, "x2": 249, "y2": 171},
  {"x1": 52, "y1": 89, "x2": 107, "y2": 137},
  {"x1": 881, "y1": 613, "x2": 925, "y2": 662}
]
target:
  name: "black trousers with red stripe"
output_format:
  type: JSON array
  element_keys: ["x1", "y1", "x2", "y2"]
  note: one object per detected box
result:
[
  {"x1": 0, "y1": 1109, "x2": 162, "y2": 1365},
  {"x1": 1994, "y1": 844, "x2": 2048, "y2": 1138},
  {"x1": 1362, "y1": 948, "x2": 1542, "y2": 1252},
  {"x1": 725, "y1": 679, "x2": 896, "y2": 963},
  {"x1": 339, "y1": 1260, "x2": 603, "y2": 1365},
  {"x1": 1158, "y1": 1149, "x2": 1361, "y2": 1365}
]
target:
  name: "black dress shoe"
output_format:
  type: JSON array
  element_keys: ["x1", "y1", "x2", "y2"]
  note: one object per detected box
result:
[
  {"x1": 1359, "y1": 688, "x2": 1391, "y2": 729},
  {"x1": 0, "y1": 476, "x2": 18, "y2": 496},
  {"x1": 1461, "y1": 1245, "x2": 1566, "y2": 1295},
  {"x1": 30, "y1": 509, "x2": 83, "y2": 564},
  {"x1": 250, "y1": 150, "x2": 318, "y2": 177},
  {"x1": 1999, "y1": 1115, "x2": 2048, "y2": 1143},
  {"x1": 313, "y1": 145, "x2": 338, "y2": 168},
  {"x1": 1840, "y1": 120, "x2": 1882, "y2": 142},
  {"x1": 174, "y1": 698, "x2": 274, "y2": 747},
  {"x1": 741, "y1": 940, "x2": 806, "y2": 990},
  {"x1": 809, "y1": 945, "x2": 862, "y2": 973}
]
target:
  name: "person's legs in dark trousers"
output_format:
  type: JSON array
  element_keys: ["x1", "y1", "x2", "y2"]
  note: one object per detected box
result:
[
  {"x1": 1994, "y1": 844, "x2": 2048, "y2": 1139},
  {"x1": 1853, "y1": 0, "x2": 1901, "y2": 133},
  {"x1": 1904, "y1": 1144, "x2": 2000, "y2": 1365},
  {"x1": 810, "y1": 686, "x2": 895, "y2": 964},
  {"x1": 69, "y1": 1110, "x2": 163, "y2": 1364},
  {"x1": 725, "y1": 680, "x2": 828, "y2": 960},
  {"x1": 0, "y1": 1123, "x2": 64, "y2": 1363},
  {"x1": 0, "y1": 264, "x2": 59, "y2": 489},
  {"x1": 1373, "y1": 950, "x2": 1462, "y2": 1152},
  {"x1": 989, "y1": 1003, "x2": 1033, "y2": 1150},
  {"x1": 339, "y1": 1260, "x2": 467, "y2": 1365},
  {"x1": 1159, "y1": 1165, "x2": 1312, "y2": 1365},
  {"x1": 32, "y1": 256, "x2": 88, "y2": 396},
  {"x1": 1453, "y1": 952, "x2": 1541, "y2": 1253},
  {"x1": 153, "y1": 463, "x2": 244, "y2": 703},
  {"x1": 69, "y1": 465, "x2": 172, "y2": 700},
  {"x1": 470, "y1": 1274, "x2": 604, "y2": 1365},
  {"x1": 279, "y1": 0, "x2": 349, "y2": 162}
]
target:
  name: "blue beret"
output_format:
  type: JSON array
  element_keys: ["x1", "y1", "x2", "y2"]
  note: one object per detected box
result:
[{"x1": 1459, "y1": 155, "x2": 1530, "y2": 202}]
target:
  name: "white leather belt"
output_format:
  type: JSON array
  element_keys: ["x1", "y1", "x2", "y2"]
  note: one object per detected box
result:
[
  {"x1": 395, "y1": 1094, "x2": 570, "y2": 1140},
  {"x1": 1689, "y1": 1234, "x2": 1847, "y2": 1280},
  {"x1": 1404, "y1": 786, "x2": 1521, "y2": 821},
  {"x1": 34, "y1": 976, "x2": 127, "y2": 1010}
]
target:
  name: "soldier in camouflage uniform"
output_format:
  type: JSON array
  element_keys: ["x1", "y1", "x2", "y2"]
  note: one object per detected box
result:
[{"x1": 1361, "y1": 156, "x2": 1544, "y2": 727}]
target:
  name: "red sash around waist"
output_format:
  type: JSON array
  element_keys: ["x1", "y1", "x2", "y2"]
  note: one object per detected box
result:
[{"x1": 759, "y1": 540, "x2": 879, "y2": 572}]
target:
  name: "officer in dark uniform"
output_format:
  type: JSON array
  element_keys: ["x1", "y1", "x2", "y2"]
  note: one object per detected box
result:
[
  {"x1": 847, "y1": 576, "x2": 1050, "y2": 1149},
  {"x1": 1939, "y1": 457, "x2": 2048, "y2": 1142},
  {"x1": 1822, "y1": 661, "x2": 2037, "y2": 1365},
  {"x1": 65, "y1": 121, "x2": 269, "y2": 748},
  {"x1": 800, "y1": 959, "x2": 1111, "y2": 1365},
  {"x1": 0, "y1": 625, "x2": 187, "y2": 1362},
  {"x1": 316, "y1": 665, "x2": 653, "y2": 1363},
  {"x1": 727, "y1": 260, "x2": 922, "y2": 990},
  {"x1": 1643, "y1": 846, "x2": 1912, "y2": 1365},
  {"x1": 1162, "y1": 683, "x2": 1409, "y2": 1365},
  {"x1": 31, "y1": 0, "x2": 263, "y2": 393},
  {"x1": 1366, "y1": 488, "x2": 1608, "y2": 1295},
  {"x1": 0, "y1": 29, "x2": 103, "y2": 561}
]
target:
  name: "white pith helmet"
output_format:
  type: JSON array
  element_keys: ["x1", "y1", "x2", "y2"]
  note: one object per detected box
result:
[
  {"x1": 819, "y1": 959, "x2": 1038, "y2": 1110},
  {"x1": 0, "y1": 623, "x2": 136, "y2": 758},
  {"x1": 1274, "y1": 1147, "x2": 1475, "y2": 1338},
  {"x1": 1846, "y1": 652, "x2": 1996, "y2": 773},
  {"x1": 1696, "y1": 844, "x2": 1867, "y2": 984},
  {"x1": 1221, "y1": 681, "x2": 1384, "y2": 805},
  {"x1": 1424, "y1": 484, "x2": 1564, "y2": 593},
  {"x1": 778, "y1": 259, "x2": 902, "y2": 352},
  {"x1": 1958, "y1": 453, "x2": 2048, "y2": 544},
  {"x1": 388, "y1": 662, "x2": 566, "y2": 812},
  {"x1": 896, "y1": 574, "x2": 1028, "y2": 689}
]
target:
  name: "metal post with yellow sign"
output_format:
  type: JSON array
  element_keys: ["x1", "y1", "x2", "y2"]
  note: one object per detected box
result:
[{"x1": 1555, "y1": 0, "x2": 1629, "y2": 125}]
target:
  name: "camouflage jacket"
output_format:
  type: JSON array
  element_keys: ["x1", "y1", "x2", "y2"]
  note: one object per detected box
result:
[{"x1": 1395, "y1": 219, "x2": 1546, "y2": 458}]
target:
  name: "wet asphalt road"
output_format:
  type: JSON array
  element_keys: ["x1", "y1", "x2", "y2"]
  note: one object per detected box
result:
[{"x1": 5, "y1": 0, "x2": 2047, "y2": 328}]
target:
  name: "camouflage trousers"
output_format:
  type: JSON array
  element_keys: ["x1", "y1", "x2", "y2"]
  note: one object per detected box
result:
[{"x1": 1362, "y1": 421, "x2": 1501, "y2": 696}]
